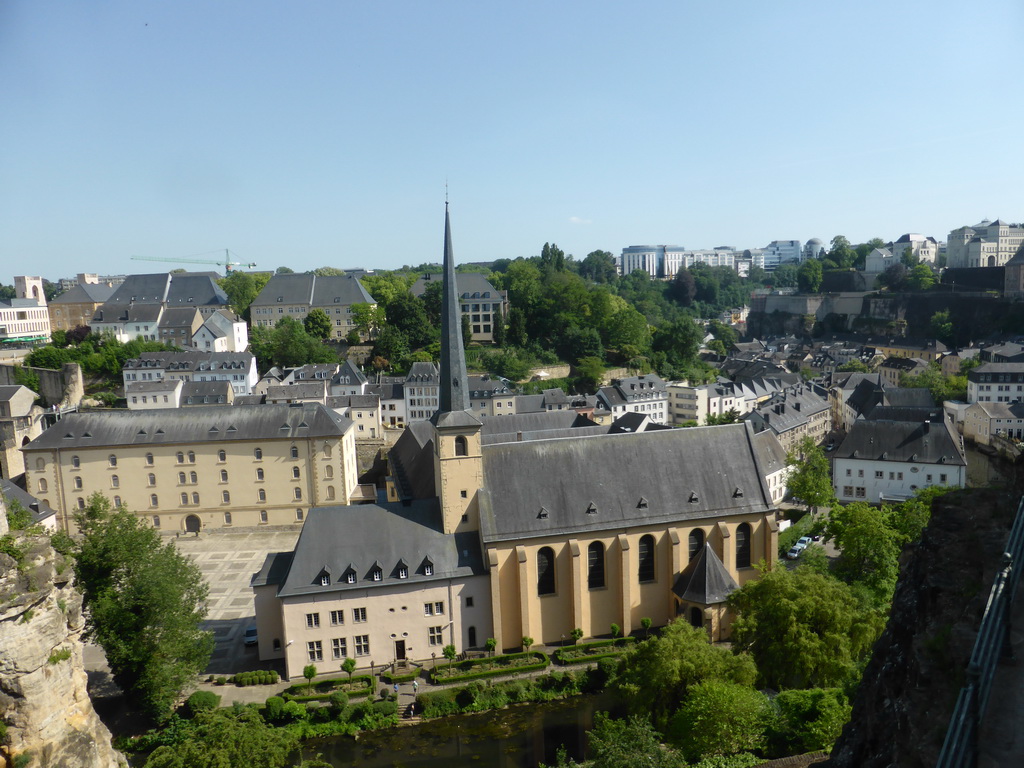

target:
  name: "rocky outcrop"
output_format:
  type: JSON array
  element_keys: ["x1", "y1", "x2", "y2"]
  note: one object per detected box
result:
[
  {"x1": 825, "y1": 488, "x2": 1017, "y2": 768},
  {"x1": 0, "y1": 505, "x2": 124, "y2": 767}
]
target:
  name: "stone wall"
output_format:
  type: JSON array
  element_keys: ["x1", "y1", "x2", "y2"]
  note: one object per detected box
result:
[
  {"x1": 0, "y1": 362, "x2": 84, "y2": 409},
  {"x1": 0, "y1": 500, "x2": 125, "y2": 767}
]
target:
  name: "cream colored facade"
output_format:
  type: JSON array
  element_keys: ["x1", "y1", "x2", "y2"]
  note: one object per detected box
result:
[
  {"x1": 255, "y1": 576, "x2": 492, "y2": 676},
  {"x1": 22, "y1": 405, "x2": 359, "y2": 533},
  {"x1": 484, "y1": 516, "x2": 775, "y2": 652}
]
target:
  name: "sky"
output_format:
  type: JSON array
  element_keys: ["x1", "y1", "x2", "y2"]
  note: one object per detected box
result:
[{"x1": 2, "y1": 1, "x2": 1023, "y2": 282}]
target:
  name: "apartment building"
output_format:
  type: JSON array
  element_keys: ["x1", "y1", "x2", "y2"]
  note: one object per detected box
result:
[{"x1": 249, "y1": 273, "x2": 376, "y2": 341}]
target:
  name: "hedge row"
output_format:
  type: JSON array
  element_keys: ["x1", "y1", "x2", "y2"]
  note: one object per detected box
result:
[
  {"x1": 428, "y1": 651, "x2": 550, "y2": 685},
  {"x1": 553, "y1": 637, "x2": 635, "y2": 665},
  {"x1": 381, "y1": 669, "x2": 420, "y2": 684},
  {"x1": 281, "y1": 675, "x2": 374, "y2": 702},
  {"x1": 231, "y1": 670, "x2": 280, "y2": 686}
]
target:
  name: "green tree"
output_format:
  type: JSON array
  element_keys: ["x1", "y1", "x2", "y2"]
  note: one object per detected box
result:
[
  {"x1": 614, "y1": 620, "x2": 756, "y2": 730},
  {"x1": 728, "y1": 566, "x2": 885, "y2": 690},
  {"x1": 570, "y1": 628, "x2": 584, "y2": 645},
  {"x1": 772, "y1": 263, "x2": 799, "y2": 289},
  {"x1": 640, "y1": 617, "x2": 653, "y2": 638},
  {"x1": 266, "y1": 317, "x2": 336, "y2": 368},
  {"x1": 669, "y1": 268, "x2": 697, "y2": 306},
  {"x1": 143, "y1": 708, "x2": 299, "y2": 768},
  {"x1": 573, "y1": 356, "x2": 606, "y2": 394},
  {"x1": 350, "y1": 302, "x2": 384, "y2": 339},
  {"x1": 825, "y1": 501, "x2": 901, "y2": 603},
  {"x1": 218, "y1": 271, "x2": 271, "y2": 320},
  {"x1": 837, "y1": 359, "x2": 871, "y2": 373},
  {"x1": 341, "y1": 656, "x2": 356, "y2": 680},
  {"x1": 706, "y1": 409, "x2": 739, "y2": 426},
  {"x1": 907, "y1": 263, "x2": 936, "y2": 291},
  {"x1": 311, "y1": 266, "x2": 345, "y2": 276},
  {"x1": 485, "y1": 637, "x2": 497, "y2": 657},
  {"x1": 797, "y1": 259, "x2": 823, "y2": 293},
  {"x1": 420, "y1": 280, "x2": 444, "y2": 327},
  {"x1": 587, "y1": 713, "x2": 684, "y2": 768},
  {"x1": 521, "y1": 636, "x2": 534, "y2": 652},
  {"x1": 443, "y1": 643, "x2": 457, "y2": 673},
  {"x1": 303, "y1": 664, "x2": 317, "y2": 694},
  {"x1": 667, "y1": 679, "x2": 771, "y2": 762},
  {"x1": 383, "y1": 291, "x2": 435, "y2": 349},
  {"x1": 579, "y1": 250, "x2": 618, "y2": 284},
  {"x1": 74, "y1": 494, "x2": 213, "y2": 722},
  {"x1": 276, "y1": 266, "x2": 295, "y2": 274},
  {"x1": 768, "y1": 688, "x2": 851, "y2": 755},
  {"x1": 302, "y1": 308, "x2": 332, "y2": 340},
  {"x1": 785, "y1": 437, "x2": 834, "y2": 514}
]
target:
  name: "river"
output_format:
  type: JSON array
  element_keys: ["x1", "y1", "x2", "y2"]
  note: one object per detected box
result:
[{"x1": 298, "y1": 693, "x2": 619, "y2": 768}]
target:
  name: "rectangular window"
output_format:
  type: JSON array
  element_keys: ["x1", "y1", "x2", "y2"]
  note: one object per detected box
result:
[
  {"x1": 845, "y1": 469, "x2": 851, "y2": 477},
  {"x1": 843, "y1": 486, "x2": 854, "y2": 497},
  {"x1": 855, "y1": 487, "x2": 866, "y2": 498},
  {"x1": 434, "y1": 601, "x2": 444, "y2": 615},
  {"x1": 875, "y1": 471, "x2": 883, "y2": 479},
  {"x1": 352, "y1": 607, "x2": 366, "y2": 623},
  {"x1": 428, "y1": 626, "x2": 443, "y2": 646},
  {"x1": 332, "y1": 638, "x2": 347, "y2": 660},
  {"x1": 354, "y1": 635, "x2": 370, "y2": 656},
  {"x1": 307, "y1": 641, "x2": 323, "y2": 661},
  {"x1": 940, "y1": 474, "x2": 948, "y2": 483},
  {"x1": 424, "y1": 602, "x2": 434, "y2": 616},
  {"x1": 306, "y1": 613, "x2": 320, "y2": 629},
  {"x1": 857, "y1": 470, "x2": 864, "y2": 478},
  {"x1": 330, "y1": 610, "x2": 344, "y2": 626}
]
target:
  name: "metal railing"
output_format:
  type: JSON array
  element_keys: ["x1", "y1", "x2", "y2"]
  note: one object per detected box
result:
[{"x1": 936, "y1": 496, "x2": 1024, "y2": 768}]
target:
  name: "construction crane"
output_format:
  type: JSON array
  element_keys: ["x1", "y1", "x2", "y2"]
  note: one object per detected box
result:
[{"x1": 130, "y1": 249, "x2": 257, "y2": 273}]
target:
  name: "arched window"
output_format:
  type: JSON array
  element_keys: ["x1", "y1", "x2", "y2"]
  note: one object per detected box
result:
[
  {"x1": 113, "y1": 495, "x2": 122, "y2": 508},
  {"x1": 455, "y1": 436, "x2": 468, "y2": 457},
  {"x1": 688, "y1": 529, "x2": 705, "y2": 560},
  {"x1": 145, "y1": 453, "x2": 154, "y2": 466},
  {"x1": 150, "y1": 494, "x2": 158, "y2": 508},
  {"x1": 153, "y1": 515, "x2": 160, "y2": 527},
  {"x1": 189, "y1": 471, "x2": 198, "y2": 484},
  {"x1": 108, "y1": 454, "x2": 117, "y2": 468},
  {"x1": 736, "y1": 523, "x2": 752, "y2": 569},
  {"x1": 323, "y1": 443, "x2": 332, "y2": 459},
  {"x1": 178, "y1": 472, "x2": 186, "y2": 485},
  {"x1": 537, "y1": 547, "x2": 556, "y2": 595},
  {"x1": 222, "y1": 490, "x2": 230, "y2": 503},
  {"x1": 638, "y1": 534, "x2": 656, "y2": 582},
  {"x1": 148, "y1": 473, "x2": 156, "y2": 486},
  {"x1": 77, "y1": 497, "x2": 85, "y2": 510},
  {"x1": 324, "y1": 465, "x2": 333, "y2": 479},
  {"x1": 588, "y1": 541, "x2": 606, "y2": 589},
  {"x1": 294, "y1": 487, "x2": 302, "y2": 501},
  {"x1": 73, "y1": 476, "x2": 83, "y2": 490},
  {"x1": 38, "y1": 478, "x2": 47, "y2": 492},
  {"x1": 72, "y1": 455, "x2": 80, "y2": 469},
  {"x1": 290, "y1": 445, "x2": 299, "y2": 459},
  {"x1": 180, "y1": 493, "x2": 188, "y2": 505},
  {"x1": 176, "y1": 452, "x2": 184, "y2": 464},
  {"x1": 35, "y1": 457, "x2": 45, "y2": 470},
  {"x1": 111, "y1": 475, "x2": 119, "y2": 488},
  {"x1": 256, "y1": 468, "x2": 264, "y2": 481},
  {"x1": 254, "y1": 447, "x2": 263, "y2": 460},
  {"x1": 218, "y1": 450, "x2": 226, "y2": 462},
  {"x1": 295, "y1": 509, "x2": 304, "y2": 521},
  {"x1": 292, "y1": 466, "x2": 300, "y2": 479},
  {"x1": 192, "y1": 492, "x2": 200, "y2": 505},
  {"x1": 224, "y1": 512, "x2": 232, "y2": 525},
  {"x1": 187, "y1": 451, "x2": 195, "y2": 464},
  {"x1": 258, "y1": 488, "x2": 266, "y2": 502},
  {"x1": 220, "y1": 469, "x2": 228, "y2": 482},
  {"x1": 326, "y1": 486, "x2": 335, "y2": 500}
]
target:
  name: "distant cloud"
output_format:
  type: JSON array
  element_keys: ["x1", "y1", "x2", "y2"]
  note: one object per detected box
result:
[{"x1": 568, "y1": 216, "x2": 592, "y2": 225}]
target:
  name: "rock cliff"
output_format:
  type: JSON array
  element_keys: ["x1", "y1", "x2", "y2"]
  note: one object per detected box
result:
[
  {"x1": 825, "y1": 488, "x2": 1017, "y2": 768},
  {"x1": 0, "y1": 503, "x2": 124, "y2": 767}
]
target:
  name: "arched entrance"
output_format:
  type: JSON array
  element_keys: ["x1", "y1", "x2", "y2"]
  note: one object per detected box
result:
[
  {"x1": 467, "y1": 626, "x2": 477, "y2": 648},
  {"x1": 185, "y1": 515, "x2": 201, "y2": 533},
  {"x1": 689, "y1": 607, "x2": 703, "y2": 629}
]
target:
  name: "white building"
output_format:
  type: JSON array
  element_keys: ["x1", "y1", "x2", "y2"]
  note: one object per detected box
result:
[
  {"x1": 864, "y1": 247, "x2": 896, "y2": 273},
  {"x1": 832, "y1": 419, "x2": 966, "y2": 503},
  {"x1": 192, "y1": 310, "x2": 249, "y2": 353},
  {"x1": 946, "y1": 219, "x2": 1024, "y2": 269},
  {"x1": 890, "y1": 234, "x2": 939, "y2": 264},
  {"x1": 597, "y1": 374, "x2": 668, "y2": 424},
  {"x1": 122, "y1": 351, "x2": 259, "y2": 396},
  {"x1": 0, "y1": 277, "x2": 51, "y2": 344}
]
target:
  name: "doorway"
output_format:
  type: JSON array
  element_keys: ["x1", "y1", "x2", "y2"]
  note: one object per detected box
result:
[
  {"x1": 185, "y1": 514, "x2": 201, "y2": 533},
  {"x1": 689, "y1": 607, "x2": 703, "y2": 629},
  {"x1": 394, "y1": 640, "x2": 406, "y2": 661},
  {"x1": 467, "y1": 626, "x2": 477, "y2": 648}
]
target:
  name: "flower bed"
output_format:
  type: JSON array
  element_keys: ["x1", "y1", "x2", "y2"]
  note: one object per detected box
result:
[
  {"x1": 281, "y1": 675, "x2": 373, "y2": 702},
  {"x1": 428, "y1": 651, "x2": 549, "y2": 684},
  {"x1": 553, "y1": 637, "x2": 635, "y2": 665}
]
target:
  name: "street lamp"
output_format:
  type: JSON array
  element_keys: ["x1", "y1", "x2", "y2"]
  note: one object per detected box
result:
[{"x1": 432, "y1": 652, "x2": 436, "y2": 670}]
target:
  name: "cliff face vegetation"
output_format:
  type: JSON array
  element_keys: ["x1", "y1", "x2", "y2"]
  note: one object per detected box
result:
[
  {"x1": 826, "y1": 488, "x2": 1017, "y2": 768},
  {"x1": 0, "y1": 505, "x2": 124, "y2": 768}
]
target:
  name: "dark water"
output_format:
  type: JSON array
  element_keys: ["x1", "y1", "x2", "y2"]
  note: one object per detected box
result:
[{"x1": 299, "y1": 693, "x2": 619, "y2": 768}]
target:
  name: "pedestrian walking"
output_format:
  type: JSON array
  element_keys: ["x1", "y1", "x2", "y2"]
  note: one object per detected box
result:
[
  {"x1": 393, "y1": 682, "x2": 399, "y2": 695},
  {"x1": 412, "y1": 679, "x2": 419, "y2": 694}
]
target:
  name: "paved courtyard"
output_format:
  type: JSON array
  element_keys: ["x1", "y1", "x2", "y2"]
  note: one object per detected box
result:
[{"x1": 169, "y1": 528, "x2": 300, "y2": 675}]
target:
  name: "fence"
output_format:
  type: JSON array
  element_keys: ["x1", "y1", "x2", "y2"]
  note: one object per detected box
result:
[{"x1": 936, "y1": 496, "x2": 1024, "y2": 767}]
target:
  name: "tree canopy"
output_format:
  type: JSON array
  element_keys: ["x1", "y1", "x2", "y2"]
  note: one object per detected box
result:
[
  {"x1": 785, "y1": 437, "x2": 835, "y2": 513},
  {"x1": 74, "y1": 494, "x2": 214, "y2": 722}
]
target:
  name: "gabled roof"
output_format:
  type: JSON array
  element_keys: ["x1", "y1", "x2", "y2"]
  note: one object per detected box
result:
[
  {"x1": 410, "y1": 271, "x2": 504, "y2": 300},
  {"x1": 23, "y1": 403, "x2": 351, "y2": 450},
  {"x1": 672, "y1": 543, "x2": 739, "y2": 605},
  {"x1": 49, "y1": 282, "x2": 116, "y2": 305},
  {"x1": 269, "y1": 501, "x2": 486, "y2": 598},
  {"x1": 479, "y1": 422, "x2": 772, "y2": 543},
  {"x1": 250, "y1": 273, "x2": 375, "y2": 307},
  {"x1": 833, "y1": 419, "x2": 965, "y2": 466}
]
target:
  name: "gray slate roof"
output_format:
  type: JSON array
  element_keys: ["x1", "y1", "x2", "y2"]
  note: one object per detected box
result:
[
  {"x1": 479, "y1": 422, "x2": 772, "y2": 544},
  {"x1": 410, "y1": 272, "x2": 503, "y2": 300},
  {"x1": 250, "y1": 273, "x2": 375, "y2": 307},
  {"x1": 833, "y1": 419, "x2": 965, "y2": 466},
  {"x1": 267, "y1": 501, "x2": 486, "y2": 598},
  {"x1": 23, "y1": 403, "x2": 351, "y2": 451},
  {"x1": 752, "y1": 430, "x2": 788, "y2": 475},
  {"x1": 49, "y1": 283, "x2": 116, "y2": 305},
  {"x1": 672, "y1": 543, "x2": 739, "y2": 604}
]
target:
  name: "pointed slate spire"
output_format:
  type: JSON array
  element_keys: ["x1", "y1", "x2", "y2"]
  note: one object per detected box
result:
[{"x1": 438, "y1": 203, "x2": 470, "y2": 413}]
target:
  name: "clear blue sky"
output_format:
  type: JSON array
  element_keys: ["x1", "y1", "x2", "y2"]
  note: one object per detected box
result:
[{"x1": 2, "y1": 1, "x2": 1022, "y2": 281}]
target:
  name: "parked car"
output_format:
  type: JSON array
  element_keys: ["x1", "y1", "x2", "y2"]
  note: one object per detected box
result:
[
  {"x1": 797, "y1": 536, "x2": 813, "y2": 548},
  {"x1": 787, "y1": 546, "x2": 803, "y2": 560},
  {"x1": 243, "y1": 626, "x2": 258, "y2": 647}
]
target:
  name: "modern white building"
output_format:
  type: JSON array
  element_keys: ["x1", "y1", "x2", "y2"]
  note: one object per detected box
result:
[
  {"x1": 0, "y1": 277, "x2": 51, "y2": 344},
  {"x1": 889, "y1": 234, "x2": 940, "y2": 264}
]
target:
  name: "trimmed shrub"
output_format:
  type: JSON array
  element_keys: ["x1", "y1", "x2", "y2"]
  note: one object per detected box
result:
[
  {"x1": 264, "y1": 696, "x2": 284, "y2": 722},
  {"x1": 183, "y1": 690, "x2": 220, "y2": 718}
]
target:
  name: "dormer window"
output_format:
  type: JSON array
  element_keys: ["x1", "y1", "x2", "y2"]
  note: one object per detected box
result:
[
  {"x1": 422, "y1": 559, "x2": 434, "y2": 577},
  {"x1": 637, "y1": 497, "x2": 649, "y2": 510},
  {"x1": 320, "y1": 574, "x2": 330, "y2": 586},
  {"x1": 372, "y1": 569, "x2": 382, "y2": 582},
  {"x1": 586, "y1": 502, "x2": 598, "y2": 515},
  {"x1": 346, "y1": 571, "x2": 356, "y2": 584},
  {"x1": 398, "y1": 567, "x2": 408, "y2": 579}
]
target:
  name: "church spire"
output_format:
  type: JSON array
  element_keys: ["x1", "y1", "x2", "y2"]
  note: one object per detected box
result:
[{"x1": 438, "y1": 203, "x2": 470, "y2": 413}]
